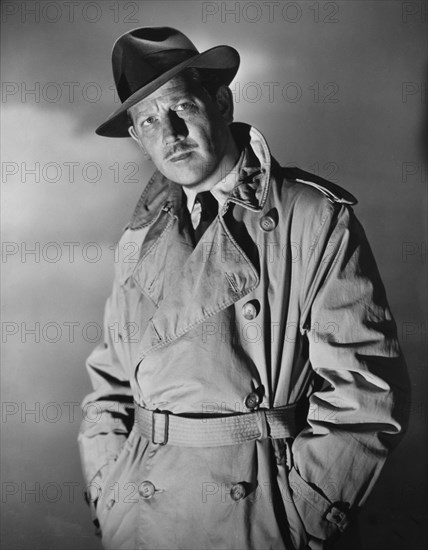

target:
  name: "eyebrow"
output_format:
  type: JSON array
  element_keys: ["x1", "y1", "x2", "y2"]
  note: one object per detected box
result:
[
  {"x1": 167, "y1": 94, "x2": 193, "y2": 104},
  {"x1": 133, "y1": 111, "x2": 152, "y2": 122}
]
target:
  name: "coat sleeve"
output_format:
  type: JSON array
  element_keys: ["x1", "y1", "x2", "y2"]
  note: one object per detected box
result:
[
  {"x1": 77, "y1": 278, "x2": 134, "y2": 526},
  {"x1": 288, "y1": 201, "x2": 409, "y2": 545}
]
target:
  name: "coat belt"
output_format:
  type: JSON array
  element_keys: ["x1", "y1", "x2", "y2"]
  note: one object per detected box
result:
[{"x1": 134, "y1": 402, "x2": 303, "y2": 447}]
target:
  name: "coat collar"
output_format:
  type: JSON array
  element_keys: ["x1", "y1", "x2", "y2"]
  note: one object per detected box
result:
[{"x1": 128, "y1": 122, "x2": 272, "y2": 230}]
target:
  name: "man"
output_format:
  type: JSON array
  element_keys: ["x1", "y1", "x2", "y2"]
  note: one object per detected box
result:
[{"x1": 78, "y1": 27, "x2": 408, "y2": 550}]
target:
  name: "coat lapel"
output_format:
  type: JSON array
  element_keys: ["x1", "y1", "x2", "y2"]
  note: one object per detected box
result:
[
  {"x1": 135, "y1": 213, "x2": 260, "y2": 359},
  {"x1": 131, "y1": 193, "x2": 194, "y2": 307}
]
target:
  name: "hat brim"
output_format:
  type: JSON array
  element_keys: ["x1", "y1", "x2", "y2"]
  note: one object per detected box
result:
[{"x1": 95, "y1": 45, "x2": 240, "y2": 138}]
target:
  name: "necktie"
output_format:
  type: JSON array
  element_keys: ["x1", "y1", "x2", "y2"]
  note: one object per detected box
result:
[{"x1": 194, "y1": 191, "x2": 218, "y2": 243}]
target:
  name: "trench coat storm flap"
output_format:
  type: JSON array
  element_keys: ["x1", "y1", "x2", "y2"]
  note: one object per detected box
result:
[{"x1": 78, "y1": 123, "x2": 408, "y2": 550}]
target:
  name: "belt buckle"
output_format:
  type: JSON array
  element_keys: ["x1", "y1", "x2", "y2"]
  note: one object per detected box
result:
[
  {"x1": 324, "y1": 503, "x2": 349, "y2": 532},
  {"x1": 152, "y1": 410, "x2": 169, "y2": 445}
]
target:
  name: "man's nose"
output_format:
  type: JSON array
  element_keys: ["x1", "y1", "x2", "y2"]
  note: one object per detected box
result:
[{"x1": 162, "y1": 111, "x2": 188, "y2": 144}]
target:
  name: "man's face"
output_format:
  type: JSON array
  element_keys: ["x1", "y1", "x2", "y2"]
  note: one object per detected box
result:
[{"x1": 128, "y1": 74, "x2": 233, "y2": 186}]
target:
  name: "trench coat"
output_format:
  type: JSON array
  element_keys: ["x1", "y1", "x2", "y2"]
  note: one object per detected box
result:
[{"x1": 78, "y1": 123, "x2": 407, "y2": 550}]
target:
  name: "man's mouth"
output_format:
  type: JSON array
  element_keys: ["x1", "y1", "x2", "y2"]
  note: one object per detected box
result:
[{"x1": 169, "y1": 151, "x2": 193, "y2": 163}]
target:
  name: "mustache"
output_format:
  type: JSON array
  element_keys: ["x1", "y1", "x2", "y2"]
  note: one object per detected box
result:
[{"x1": 165, "y1": 142, "x2": 197, "y2": 160}]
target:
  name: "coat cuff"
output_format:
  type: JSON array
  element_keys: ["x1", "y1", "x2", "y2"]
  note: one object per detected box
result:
[{"x1": 288, "y1": 468, "x2": 350, "y2": 540}]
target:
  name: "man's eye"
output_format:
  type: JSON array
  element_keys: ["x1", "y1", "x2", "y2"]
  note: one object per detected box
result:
[
  {"x1": 174, "y1": 102, "x2": 195, "y2": 112},
  {"x1": 142, "y1": 116, "x2": 157, "y2": 127}
]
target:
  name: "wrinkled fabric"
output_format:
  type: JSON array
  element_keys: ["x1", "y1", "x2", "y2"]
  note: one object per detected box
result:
[{"x1": 78, "y1": 123, "x2": 408, "y2": 550}]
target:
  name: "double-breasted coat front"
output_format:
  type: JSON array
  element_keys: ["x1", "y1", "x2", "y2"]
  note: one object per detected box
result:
[{"x1": 78, "y1": 123, "x2": 407, "y2": 550}]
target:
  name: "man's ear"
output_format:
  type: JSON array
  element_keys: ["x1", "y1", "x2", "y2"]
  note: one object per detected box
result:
[
  {"x1": 128, "y1": 126, "x2": 151, "y2": 159},
  {"x1": 128, "y1": 125, "x2": 140, "y2": 144},
  {"x1": 214, "y1": 85, "x2": 234, "y2": 125}
]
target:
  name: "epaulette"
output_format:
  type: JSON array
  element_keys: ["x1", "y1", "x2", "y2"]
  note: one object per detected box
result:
[{"x1": 284, "y1": 167, "x2": 357, "y2": 205}]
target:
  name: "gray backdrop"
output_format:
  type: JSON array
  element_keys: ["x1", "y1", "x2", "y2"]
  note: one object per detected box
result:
[{"x1": 1, "y1": 1, "x2": 426, "y2": 549}]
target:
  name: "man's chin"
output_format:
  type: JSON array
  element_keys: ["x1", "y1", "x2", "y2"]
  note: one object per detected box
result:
[{"x1": 163, "y1": 164, "x2": 215, "y2": 187}]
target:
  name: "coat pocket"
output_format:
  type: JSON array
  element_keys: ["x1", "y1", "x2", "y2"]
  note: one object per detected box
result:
[
  {"x1": 96, "y1": 427, "x2": 138, "y2": 524},
  {"x1": 273, "y1": 438, "x2": 309, "y2": 550},
  {"x1": 96, "y1": 429, "x2": 150, "y2": 550}
]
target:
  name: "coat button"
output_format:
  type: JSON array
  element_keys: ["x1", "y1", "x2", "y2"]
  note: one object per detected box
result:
[
  {"x1": 245, "y1": 392, "x2": 261, "y2": 410},
  {"x1": 259, "y1": 215, "x2": 276, "y2": 232},
  {"x1": 242, "y1": 301, "x2": 258, "y2": 320},
  {"x1": 139, "y1": 481, "x2": 156, "y2": 499},
  {"x1": 230, "y1": 483, "x2": 247, "y2": 501}
]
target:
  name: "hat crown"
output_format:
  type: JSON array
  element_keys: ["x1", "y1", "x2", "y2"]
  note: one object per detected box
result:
[
  {"x1": 113, "y1": 27, "x2": 199, "y2": 101},
  {"x1": 115, "y1": 27, "x2": 198, "y2": 57}
]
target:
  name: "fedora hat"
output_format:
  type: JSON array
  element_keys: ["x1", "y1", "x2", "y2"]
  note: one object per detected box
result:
[{"x1": 96, "y1": 27, "x2": 240, "y2": 137}]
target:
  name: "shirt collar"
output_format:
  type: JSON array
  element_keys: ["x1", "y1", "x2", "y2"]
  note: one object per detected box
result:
[
  {"x1": 128, "y1": 123, "x2": 272, "y2": 230},
  {"x1": 182, "y1": 148, "x2": 245, "y2": 213}
]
